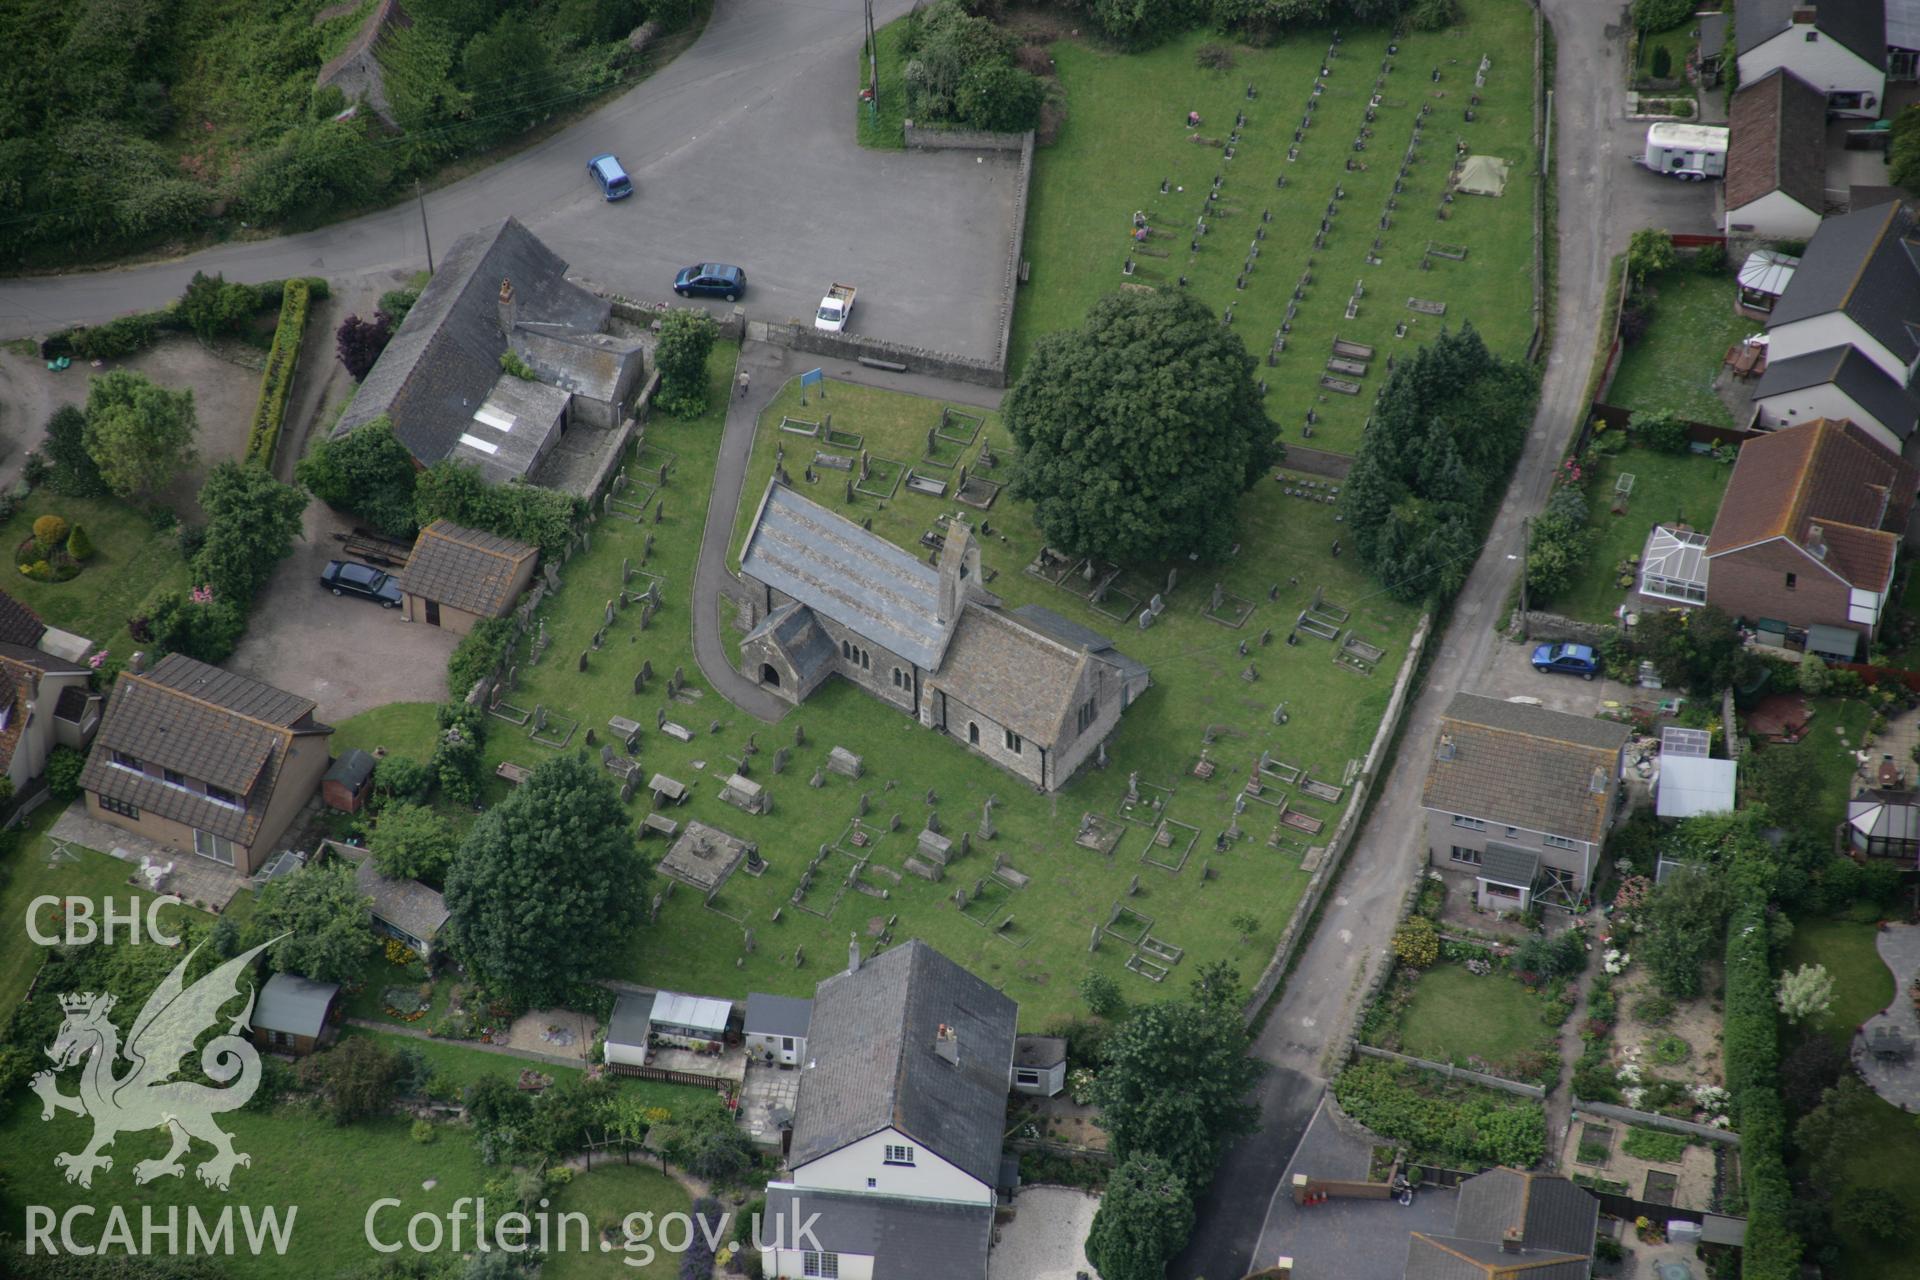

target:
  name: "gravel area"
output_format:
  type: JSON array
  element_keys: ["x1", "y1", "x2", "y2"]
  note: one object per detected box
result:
[{"x1": 990, "y1": 1186, "x2": 1098, "y2": 1280}]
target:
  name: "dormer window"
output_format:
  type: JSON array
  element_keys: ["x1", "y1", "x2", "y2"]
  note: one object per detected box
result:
[
  {"x1": 111, "y1": 750, "x2": 140, "y2": 770},
  {"x1": 206, "y1": 784, "x2": 243, "y2": 810}
]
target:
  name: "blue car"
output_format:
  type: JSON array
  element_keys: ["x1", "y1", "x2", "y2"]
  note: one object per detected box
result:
[
  {"x1": 674, "y1": 263, "x2": 746, "y2": 301},
  {"x1": 1531, "y1": 642, "x2": 1600, "y2": 680},
  {"x1": 587, "y1": 154, "x2": 633, "y2": 201}
]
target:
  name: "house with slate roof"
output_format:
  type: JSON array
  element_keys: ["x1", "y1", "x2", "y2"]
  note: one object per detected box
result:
[
  {"x1": 1706, "y1": 417, "x2": 1919, "y2": 642},
  {"x1": 1402, "y1": 1169, "x2": 1597, "y2": 1280},
  {"x1": 1423, "y1": 694, "x2": 1630, "y2": 913},
  {"x1": 761, "y1": 939, "x2": 1014, "y2": 1280},
  {"x1": 0, "y1": 640, "x2": 99, "y2": 798},
  {"x1": 1723, "y1": 67, "x2": 1829, "y2": 240},
  {"x1": 736, "y1": 481, "x2": 1149, "y2": 791},
  {"x1": 79, "y1": 654, "x2": 334, "y2": 876},
  {"x1": 1735, "y1": 0, "x2": 1887, "y2": 117},
  {"x1": 395, "y1": 520, "x2": 539, "y2": 635},
  {"x1": 334, "y1": 218, "x2": 646, "y2": 488},
  {"x1": 1757, "y1": 202, "x2": 1920, "y2": 458}
]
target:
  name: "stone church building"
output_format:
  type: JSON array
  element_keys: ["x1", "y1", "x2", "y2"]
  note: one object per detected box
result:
[{"x1": 737, "y1": 481, "x2": 1149, "y2": 791}]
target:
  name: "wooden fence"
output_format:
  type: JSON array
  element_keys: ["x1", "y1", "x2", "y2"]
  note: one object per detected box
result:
[{"x1": 608, "y1": 1062, "x2": 740, "y2": 1101}]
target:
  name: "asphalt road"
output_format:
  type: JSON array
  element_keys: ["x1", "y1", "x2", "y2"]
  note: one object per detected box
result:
[
  {"x1": 0, "y1": 0, "x2": 1022, "y2": 358},
  {"x1": 1175, "y1": 5, "x2": 1718, "y2": 1278}
]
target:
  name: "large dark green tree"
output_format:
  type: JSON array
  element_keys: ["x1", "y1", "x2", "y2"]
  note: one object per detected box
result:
[
  {"x1": 191, "y1": 461, "x2": 308, "y2": 602},
  {"x1": 1006, "y1": 289, "x2": 1276, "y2": 564},
  {"x1": 297, "y1": 418, "x2": 419, "y2": 539},
  {"x1": 445, "y1": 752, "x2": 649, "y2": 1004},
  {"x1": 1341, "y1": 324, "x2": 1535, "y2": 601},
  {"x1": 246, "y1": 860, "x2": 376, "y2": 984},
  {"x1": 653, "y1": 308, "x2": 716, "y2": 417},
  {"x1": 1085, "y1": 1153, "x2": 1195, "y2": 1280},
  {"x1": 83, "y1": 370, "x2": 198, "y2": 501},
  {"x1": 1089, "y1": 965, "x2": 1262, "y2": 1188}
]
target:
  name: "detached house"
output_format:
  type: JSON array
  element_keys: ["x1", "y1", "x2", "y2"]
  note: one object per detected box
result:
[
  {"x1": 1706, "y1": 417, "x2": 1919, "y2": 644},
  {"x1": 1735, "y1": 0, "x2": 1887, "y2": 117},
  {"x1": 738, "y1": 481, "x2": 1149, "y2": 791},
  {"x1": 78, "y1": 655, "x2": 334, "y2": 875},
  {"x1": 1757, "y1": 202, "x2": 1920, "y2": 455},
  {"x1": 1724, "y1": 68, "x2": 1830, "y2": 240},
  {"x1": 1422, "y1": 694, "x2": 1630, "y2": 912},
  {"x1": 761, "y1": 939, "x2": 1015, "y2": 1280}
]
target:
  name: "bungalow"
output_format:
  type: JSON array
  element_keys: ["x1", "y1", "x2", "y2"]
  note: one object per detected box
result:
[
  {"x1": 1735, "y1": 0, "x2": 1887, "y2": 117},
  {"x1": 1422, "y1": 693, "x2": 1630, "y2": 912},
  {"x1": 250, "y1": 972, "x2": 340, "y2": 1057},
  {"x1": 78, "y1": 654, "x2": 334, "y2": 877},
  {"x1": 1723, "y1": 68, "x2": 1829, "y2": 240},
  {"x1": 744, "y1": 993, "x2": 813, "y2": 1067},
  {"x1": 1705, "y1": 417, "x2": 1919, "y2": 640},
  {"x1": 394, "y1": 520, "x2": 538, "y2": 636}
]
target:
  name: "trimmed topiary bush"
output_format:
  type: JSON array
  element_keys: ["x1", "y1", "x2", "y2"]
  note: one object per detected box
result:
[{"x1": 65, "y1": 524, "x2": 94, "y2": 563}]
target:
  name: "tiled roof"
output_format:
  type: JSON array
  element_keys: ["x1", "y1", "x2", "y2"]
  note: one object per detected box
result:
[
  {"x1": 935, "y1": 603, "x2": 1092, "y2": 745},
  {"x1": 78, "y1": 655, "x2": 329, "y2": 846},
  {"x1": 1770, "y1": 203, "x2": 1920, "y2": 367},
  {"x1": 336, "y1": 218, "x2": 611, "y2": 465},
  {"x1": 0, "y1": 590, "x2": 45, "y2": 648},
  {"x1": 1707, "y1": 418, "x2": 1919, "y2": 589},
  {"x1": 789, "y1": 940, "x2": 1017, "y2": 1188},
  {"x1": 1403, "y1": 1235, "x2": 1589, "y2": 1280},
  {"x1": 1755, "y1": 345, "x2": 1920, "y2": 441},
  {"x1": 1454, "y1": 1169, "x2": 1600, "y2": 1256},
  {"x1": 1736, "y1": 0, "x2": 1886, "y2": 63},
  {"x1": 740, "y1": 481, "x2": 953, "y2": 671},
  {"x1": 1725, "y1": 68, "x2": 1828, "y2": 215},
  {"x1": 395, "y1": 520, "x2": 537, "y2": 618},
  {"x1": 1424, "y1": 694, "x2": 1627, "y2": 844},
  {"x1": 335, "y1": 843, "x2": 449, "y2": 945},
  {"x1": 1009, "y1": 603, "x2": 1151, "y2": 690},
  {"x1": 763, "y1": 1186, "x2": 992, "y2": 1280}
]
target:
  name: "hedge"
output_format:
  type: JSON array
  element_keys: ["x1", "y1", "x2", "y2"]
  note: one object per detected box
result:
[
  {"x1": 1723, "y1": 841, "x2": 1798, "y2": 1280},
  {"x1": 446, "y1": 615, "x2": 514, "y2": 698},
  {"x1": 41, "y1": 276, "x2": 329, "y2": 362},
  {"x1": 244, "y1": 279, "x2": 311, "y2": 467}
]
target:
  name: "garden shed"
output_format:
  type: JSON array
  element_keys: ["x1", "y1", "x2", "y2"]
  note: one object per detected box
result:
[
  {"x1": 1655, "y1": 755, "x2": 1738, "y2": 818},
  {"x1": 604, "y1": 991, "x2": 734, "y2": 1066},
  {"x1": 1638, "y1": 526, "x2": 1710, "y2": 605},
  {"x1": 250, "y1": 973, "x2": 340, "y2": 1056},
  {"x1": 745, "y1": 992, "x2": 813, "y2": 1066},
  {"x1": 322, "y1": 748, "x2": 376, "y2": 813}
]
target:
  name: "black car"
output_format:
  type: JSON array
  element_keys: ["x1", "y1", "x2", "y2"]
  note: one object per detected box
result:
[
  {"x1": 321, "y1": 560, "x2": 402, "y2": 608},
  {"x1": 674, "y1": 263, "x2": 746, "y2": 301}
]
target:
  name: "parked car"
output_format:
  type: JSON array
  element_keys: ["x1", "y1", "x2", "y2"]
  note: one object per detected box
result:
[
  {"x1": 588, "y1": 154, "x2": 634, "y2": 201},
  {"x1": 1531, "y1": 642, "x2": 1600, "y2": 680},
  {"x1": 321, "y1": 560, "x2": 403, "y2": 608},
  {"x1": 675, "y1": 263, "x2": 746, "y2": 301}
]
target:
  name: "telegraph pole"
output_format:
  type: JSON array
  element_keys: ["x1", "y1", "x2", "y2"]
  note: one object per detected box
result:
[
  {"x1": 1518, "y1": 516, "x2": 1531, "y2": 641},
  {"x1": 417, "y1": 180, "x2": 434, "y2": 275}
]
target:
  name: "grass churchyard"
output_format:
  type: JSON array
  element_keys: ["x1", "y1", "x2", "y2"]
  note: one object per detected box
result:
[
  {"x1": 1011, "y1": 0, "x2": 1538, "y2": 458},
  {"x1": 466, "y1": 351, "x2": 1419, "y2": 1026}
]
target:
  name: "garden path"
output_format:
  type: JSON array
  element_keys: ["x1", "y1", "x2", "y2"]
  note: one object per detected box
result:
[
  {"x1": 1544, "y1": 944, "x2": 1603, "y2": 1162},
  {"x1": 343, "y1": 1016, "x2": 591, "y2": 1072},
  {"x1": 1850, "y1": 923, "x2": 1920, "y2": 1114}
]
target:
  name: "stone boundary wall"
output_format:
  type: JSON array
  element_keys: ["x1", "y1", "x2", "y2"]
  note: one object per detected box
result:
[
  {"x1": 1511, "y1": 611, "x2": 1618, "y2": 646},
  {"x1": 1351, "y1": 1043, "x2": 1547, "y2": 1099},
  {"x1": 606, "y1": 296, "x2": 746, "y2": 341},
  {"x1": 750, "y1": 320, "x2": 1006, "y2": 388},
  {"x1": 1241, "y1": 612, "x2": 1433, "y2": 1021},
  {"x1": 1572, "y1": 1098, "x2": 1743, "y2": 1147},
  {"x1": 902, "y1": 123, "x2": 1026, "y2": 152}
]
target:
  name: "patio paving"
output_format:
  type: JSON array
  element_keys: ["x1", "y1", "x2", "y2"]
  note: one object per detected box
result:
[
  {"x1": 737, "y1": 1059, "x2": 800, "y2": 1148},
  {"x1": 1852, "y1": 922, "x2": 1920, "y2": 1113},
  {"x1": 47, "y1": 799, "x2": 250, "y2": 912}
]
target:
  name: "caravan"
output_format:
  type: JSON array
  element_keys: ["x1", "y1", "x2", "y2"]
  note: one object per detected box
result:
[{"x1": 1639, "y1": 123, "x2": 1728, "y2": 180}]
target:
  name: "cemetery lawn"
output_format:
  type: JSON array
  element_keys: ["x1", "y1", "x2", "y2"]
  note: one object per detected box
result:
[
  {"x1": 0, "y1": 490, "x2": 191, "y2": 663},
  {"x1": 1395, "y1": 964, "x2": 1550, "y2": 1071},
  {"x1": 1604, "y1": 270, "x2": 1759, "y2": 427},
  {"x1": 478, "y1": 351, "x2": 1416, "y2": 1026},
  {"x1": 1546, "y1": 445, "x2": 1732, "y2": 624},
  {"x1": 1782, "y1": 916, "x2": 1893, "y2": 1051},
  {"x1": 1010, "y1": 0, "x2": 1539, "y2": 456},
  {"x1": 543, "y1": 1162, "x2": 691, "y2": 1280}
]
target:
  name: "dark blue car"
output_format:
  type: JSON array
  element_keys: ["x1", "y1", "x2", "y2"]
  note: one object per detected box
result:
[
  {"x1": 674, "y1": 263, "x2": 745, "y2": 301},
  {"x1": 321, "y1": 560, "x2": 402, "y2": 608},
  {"x1": 1531, "y1": 642, "x2": 1600, "y2": 680}
]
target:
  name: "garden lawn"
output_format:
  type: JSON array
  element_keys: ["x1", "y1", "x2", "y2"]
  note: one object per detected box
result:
[
  {"x1": 0, "y1": 805, "x2": 207, "y2": 1016},
  {"x1": 542, "y1": 1162, "x2": 691, "y2": 1280},
  {"x1": 1760, "y1": 697, "x2": 1878, "y2": 839},
  {"x1": 1604, "y1": 270, "x2": 1759, "y2": 427},
  {"x1": 0, "y1": 490, "x2": 190, "y2": 663},
  {"x1": 330, "y1": 701, "x2": 446, "y2": 764},
  {"x1": 1011, "y1": 0, "x2": 1539, "y2": 456},
  {"x1": 0, "y1": 1102, "x2": 496, "y2": 1279},
  {"x1": 1634, "y1": 19, "x2": 1699, "y2": 90},
  {"x1": 1784, "y1": 916, "x2": 1893, "y2": 1050},
  {"x1": 1545, "y1": 444, "x2": 1732, "y2": 624},
  {"x1": 1823, "y1": 1085, "x2": 1920, "y2": 1280},
  {"x1": 483, "y1": 350, "x2": 1416, "y2": 1027},
  {"x1": 1396, "y1": 965, "x2": 1549, "y2": 1068}
]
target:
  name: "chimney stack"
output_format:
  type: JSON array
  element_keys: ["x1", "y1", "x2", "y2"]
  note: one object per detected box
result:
[
  {"x1": 128, "y1": 651, "x2": 146, "y2": 676},
  {"x1": 1272, "y1": 1260, "x2": 1294, "y2": 1280},
  {"x1": 1501, "y1": 1227, "x2": 1524, "y2": 1254},
  {"x1": 1806, "y1": 523, "x2": 1827, "y2": 560},
  {"x1": 848, "y1": 932, "x2": 861, "y2": 975},
  {"x1": 934, "y1": 1022, "x2": 959, "y2": 1067},
  {"x1": 498, "y1": 276, "x2": 517, "y2": 337},
  {"x1": 1791, "y1": 6, "x2": 1818, "y2": 24}
]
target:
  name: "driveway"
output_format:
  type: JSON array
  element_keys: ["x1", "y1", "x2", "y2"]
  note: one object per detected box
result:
[
  {"x1": 0, "y1": 0, "x2": 1023, "y2": 362},
  {"x1": 1177, "y1": 4, "x2": 1712, "y2": 1277},
  {"x1": 1478, "y1": 635, "x2": 1639, "y2": 717},
  {"x1": 225, "y1": 504, "x2": 457, "y2": 722}
]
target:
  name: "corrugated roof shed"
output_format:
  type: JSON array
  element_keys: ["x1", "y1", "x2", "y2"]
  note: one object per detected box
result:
[{"x1": 254, "y1": 972, "x2": 339, "y2": 1039}]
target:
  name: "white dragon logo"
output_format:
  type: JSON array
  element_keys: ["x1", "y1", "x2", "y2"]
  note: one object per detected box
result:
[{"x1": 30, "y1": 940, "x2": 275, "y2": 1191}]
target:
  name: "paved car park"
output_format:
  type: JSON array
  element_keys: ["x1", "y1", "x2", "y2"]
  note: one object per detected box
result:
[{"x1": 225, "y1": 507, "x2": 457, "y2": 721}]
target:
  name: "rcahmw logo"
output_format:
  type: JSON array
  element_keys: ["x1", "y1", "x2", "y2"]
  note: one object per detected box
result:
[{"x1": 26, "y1": 1205, "x2": 296, "y2": 1257}]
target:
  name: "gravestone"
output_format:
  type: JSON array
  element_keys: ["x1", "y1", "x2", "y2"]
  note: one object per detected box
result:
[
  {"x1": 773, "y1": 747, "x2": 790, "y2": 775},
  {"x1": 810, "y1": 768, "x2": 824, "y2": 788},
  {"x1": 578, "y1": 650, "x2": 589, "y2": 672},
  {"x1": 795, "y1": 724, "x2": 807, "y2": 747},
  {"x1": 1090, "y1": 926, "x2": 1101, "y2": 952},
  {"x1": 1127, "y1": 874, "x2": 1140, "y2": 896},
  {"x1": 857, "y1": 791, "x2": 870, "y2": 817}
]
